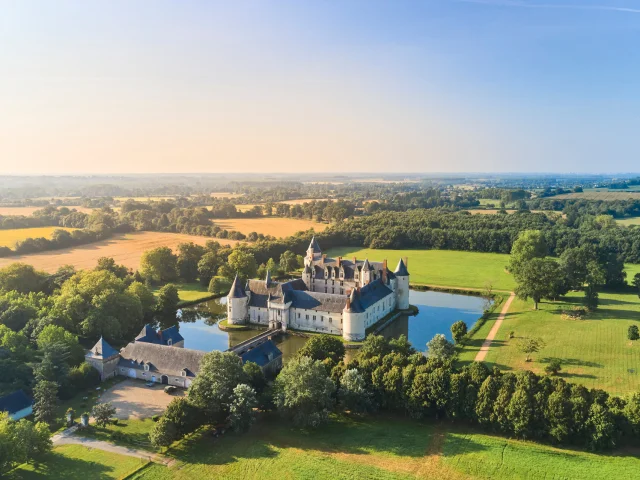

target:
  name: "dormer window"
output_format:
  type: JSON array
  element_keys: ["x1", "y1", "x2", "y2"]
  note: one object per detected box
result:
[
  {"x1": 181, "y1": 370, "x2": 187, "y2": 377},
  {"x1": 144, "y1": 364, "x2": 149, "y2": 371},
  {"x1": 167, "y1": 338, "x2": 173, "y2": 346}
]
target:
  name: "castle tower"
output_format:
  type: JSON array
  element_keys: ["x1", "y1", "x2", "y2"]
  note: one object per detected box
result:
[
  {"x1": 227, "y1": 274, "x2": 249, "y2": 324},
  {"x1": 394, "y1": 258, "x2": 410, "y2": 310},
  {"x1": 361, "y1": 259, "x2": 372, "y2": 286},
  {"x1": 85, "y1": 337, "x2": 120, "y2": 381},
  {"x1": 302, "y1": 264, "x2": 312, "y2": 289},
  {"x1": 305, "y1": 236, "x2": 322, "y2": 266},
  {"x1": 342, "y1": 289, "x2": 366, "y2": 341}
]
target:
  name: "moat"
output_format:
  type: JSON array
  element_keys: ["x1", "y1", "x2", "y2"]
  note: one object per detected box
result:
[{"x1": 177, "y1": 289, "x2": 489, "y2": 360}]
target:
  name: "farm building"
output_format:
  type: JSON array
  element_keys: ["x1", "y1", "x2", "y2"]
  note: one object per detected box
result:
[
  {"x1": 228, "y1": 237, "x2": 410, "y2": 341},
  {"x1": 239, "y1": 339, "x2": 283, "y2": 375},
  {"x1": 0, "y1": 390, "x2": 33, "y2": 420},
  {"x1": 135, "y1": 325, "x2": 184, "y2": 348}
]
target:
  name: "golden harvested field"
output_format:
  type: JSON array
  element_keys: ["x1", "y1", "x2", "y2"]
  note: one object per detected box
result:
[
  {"x1": 276, "y1": 198, "x2": 330, "y2": 205},
  {"x1": 552, "y1": 191, "x2": 640, "y2": 200},
  {"x1": 0, "y1": 231, "x2": 238, "y2": 273},
  {"x1": 0, "y1": 206, "x2": 94, "y2": 216},
  {"x1": 213, "y1": 217, "x2": 328, "y2": 237},
  {"x1": 114, "y1": 196, "x2": 180, "y2": 202},
  {"x1": 209, "y1": 192, "x2": 245, "y2": 199},
  {"x1": 0, "y1": 227, "x2": 77, "y2": 248}
]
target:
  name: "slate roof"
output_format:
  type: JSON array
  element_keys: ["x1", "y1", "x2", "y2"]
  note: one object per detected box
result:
[
  {"x1": 0, "y1": 390, "x2": 32, "y2": 414},
  {"x1": 228, "y1": 274, "x2": 247, "y2": 298},
  {"x1": 346, "y1": 288, "x2": 365, "y2": 313},
  {"x1": 246, "y1": 278, "x2": 307, "y2": 308},
  {"x1": 86, "y1": 337, "x2": 119, "y2": 360},
  {"x1": 135, "y1": 325, "x2": 184, "y2": 346},
  {"x1": 290, "y1": 290, "x2": 348, "y2": 313},
  {"x1": 118, "y1": 342, "x2": 206, "y2": 377},
  {"x1": 240, "y1": 340, "x2": 282, "y2": 367},
  {"x1": 358, "y1": 279, "x2": 394, "y2": 309},
  {"x1": 308, "y1": 236, "x2": 322, "y2": 253},
  {"x1": 394, "y1": 258, "x2": 409, "y2": 276},
  {"x1": 313, "y1": 258, "x2": 394, "y2": 282}
]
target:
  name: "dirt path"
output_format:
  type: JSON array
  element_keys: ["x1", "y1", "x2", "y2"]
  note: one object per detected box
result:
[
  {"x1": 52, "y1": 425, "x2": 174, "y2": 466},
  {"x1": 474, "y1": 292, "x2": 516, "y2": 362}
]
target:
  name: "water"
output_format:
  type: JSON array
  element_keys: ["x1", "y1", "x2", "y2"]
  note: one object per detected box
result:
[{"x1": 177, "y1": 290, "x2": 489, "y2": 359}]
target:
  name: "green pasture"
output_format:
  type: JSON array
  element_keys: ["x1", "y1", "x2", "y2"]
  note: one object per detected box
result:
[
  {"x1": 129, "y1": 415, "x2": 640, "y2": 480},
  {"x1": 152, "y1": 282, "x2": 212, "y2": 304},
  {"x1": 616, "y1": 217, "x2": 640, "y2": 226},
  {"x1": 326, "y1": 247, "x2": 514, "y2": 291},
  {"x1": 478, "y1": 291, "x2": 640, "y2": 395}
]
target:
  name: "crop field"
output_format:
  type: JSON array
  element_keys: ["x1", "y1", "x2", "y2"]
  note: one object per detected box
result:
[
  {"x1": 0, "y1": 231, "x2": 238, "y2": 273},
  {"x1": 616, "y1": 217, "x2": 640, "y2": 226},
  {"x1": 0, "y1": 226, "x2": 77, "y2": 248},
  {"x1": 552, "y1": 191, "x2": 640, "y2": 200},
  {"x1": 276, "y1": 198, "x2": 330, "y2": 205},
  {"x1": 129, "y1": 415, "x2": 640, "y2": 480},
  {"x1": 11, "y1": 444, "x2": 145, "y2": 479},
  {"x1": 0, "y1": 206, "x2": 95, "y2": 216},
  {"x1": 210, "y1": 193, "x2": 245, "y2": 198},
  {"x1": 213, "y1": 217, "x2": 328, "y2": 238},
  {"x1": 326, "y1": 247, "x2": 515, "y2": 291},
  {"x1": 479, "y1": 291, "x2": 640, "y2": 395}
]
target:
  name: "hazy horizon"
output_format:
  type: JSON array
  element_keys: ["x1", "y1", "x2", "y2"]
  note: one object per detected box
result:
[{"x1": 3, "y1": 1, "x2": 640, "y2": 174}]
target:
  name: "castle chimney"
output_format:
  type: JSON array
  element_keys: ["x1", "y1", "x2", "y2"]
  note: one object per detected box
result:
[
  {"x1": 338, "y1": 256, "x2": 342, "y2": 266},
  {"x1": 382, "y1": 259, "x2": 388, "y2": 283},
  {"x1": 322, "y1": 254, "x2": 327, "y2": 263},
  {"x1": 353, "y1": 256, "x2": 357, "y2": 264}
]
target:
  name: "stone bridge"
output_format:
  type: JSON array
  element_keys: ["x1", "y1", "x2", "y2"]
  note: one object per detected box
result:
[{"x1": 226, "y1": 329, "x2": 284, "y2": 356}]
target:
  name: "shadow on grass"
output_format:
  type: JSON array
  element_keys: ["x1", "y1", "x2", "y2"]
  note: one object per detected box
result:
[
  {"x1": 538, "y1": 357, "x2": 604, "y2": 369},
  {"x1": 9, "y1": 452, "x2": 120, "y2": 480}
]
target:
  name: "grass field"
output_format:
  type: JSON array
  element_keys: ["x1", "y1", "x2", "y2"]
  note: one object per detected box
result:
[
  {"x1": 10, "y1": 444, "x2": 146, "y2": 479},
  {"x1": 128, "y1": 415, "x2": 640, "y2": 480},
  {"x1": 0, "y1": 231, "x2": 238, "y2": 273},
  {"x1": 478, "y1": 291, "x2": 640, "y2": 395},
  {"x1": 616, "y1": 217, "x2": 640, "y2": 227},
  {"x1": 213, "y1": 217, "x2": 328, "y2": 238},
  {"x1": 552, "y1": 191, "x2": 640, "y2": 200},
  {"x1": 326, "y1": 247, "x2": 515, "y2": 291},
  {"x1": 152, "y1": 282, "x2": 212, "y2": 303},
  {"x1": 0, "y1": 227, "x2": 77, "y2": 248}
]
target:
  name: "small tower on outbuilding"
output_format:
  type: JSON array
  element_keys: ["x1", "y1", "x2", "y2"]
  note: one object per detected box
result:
[{"x1": 85, "y1": 337, "x2": 120, "y2": 381}]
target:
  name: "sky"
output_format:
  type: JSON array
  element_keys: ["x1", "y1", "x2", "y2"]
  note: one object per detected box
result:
[{"x1": 2, "y1": 0, "x2": 640, "y2": 175}]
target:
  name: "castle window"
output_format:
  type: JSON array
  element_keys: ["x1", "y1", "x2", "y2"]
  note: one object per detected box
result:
[
  {"x1": 298, "y1": 313, "x2": 300, "y2": 319},
  {"x1": 306, "y1": 315, "x2": 309, "y2": 320},
  {"x1": 329, "y1": 318, "x2": 332, "y2": 323},
  {"x1": 321, "y1": 316, "x2": 324, "y2": 321},
  {"x1": 313, "y1": 315, "x2": 316, "y2": 321},
  {"x1": 181, "y1": 371, "x2": 186, "y2": 377},
  {"x1": 144, "y1": 364, "x2": 149, "y2": 371}
]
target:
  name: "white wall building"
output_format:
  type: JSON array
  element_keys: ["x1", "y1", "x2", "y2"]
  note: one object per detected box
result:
[{"x1": 227, "y1": 237, "x2": 410, "y2": 341}]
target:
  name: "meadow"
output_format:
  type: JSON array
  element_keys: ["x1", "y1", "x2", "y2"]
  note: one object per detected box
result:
[
  {"x1": 0, "y1": 231, "x2": 238, "y2": 273},
  {"x1": 0, "y1": 226, "x2": 77, "y2": 248},
  {"x1": 10, "y1": 444, "x2": 146, "y2": 480},
  {"x1": 152, "y1": 282, "x2": 212, "y2": 304},
  {"x1": 213, "y1": 217, "x2": 328, "y2": 238},
  {"x1": 477, "y1": 291, "x2": 640, "y2": 395},
  {"x1": 615, "y1": 217, "x2": 640, "y2": 227},
  {"x1": 127, "y1": 415, "x2": 640, "y2": 480},
  {"x1": 0, "y1": 206, "x2": 94, "y2": 216},
  {"x1": 552, "y1": 191, "x2": 640, "y2": 200},
  {"x1": 326, "y1": 247, "x2": 515, "y2": 291}
]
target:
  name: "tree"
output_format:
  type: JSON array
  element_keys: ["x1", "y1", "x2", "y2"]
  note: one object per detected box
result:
[
  {"x1": 279, "y1": 250, "x2": 298, "y2": 273},
  {"x1": 339, "y1": 369, "x2": 372, "y2": 413},
  {"x1": 273, "y1": 356, "x2": 335, "y2": 427},
  {"x1": 37, "y1": 325, "x2": 84, "y2": 366},
  {"x1": 508, "y1": 230, "x2": 548, "y2": 276},
  {"x1": 155, "y1": 284, "x2": 180, "y2": 329},
  {"x1": 0, "y1": 263, "x2": 47, "y2": 294},
  {"x1": 451, "y1": 321, "x2": 468, "y2": 344},
  {"x1": 633, "y1": 273, "x2": 640, "y2": 295},
  {"x1": 297, "y1": 334, "x2": 346, "y2": 364},
  {"x1": 585, "y1": 402, "x2": 617, "y2": 450},
  {"x1": 426, "y1": 334, "x2": 455, "y2": 361},
  {"x1": 208, "y1": 277, "x2": 230, "y2": 295},
  {"x1": 243, "y1": 361, "x2": 266, "y2": 393},
  {"x1": 127, "y1": 281, "x2": 156, "y2": 320},
  {"x1": 95, "y1": 257, "x2": 129, "y2": 279},
  {"x1": 177, "y1": 242, "x2": 206, "y2": 282},
  {"x1": 162, "y1": 398, "x2": 200, "y2": 437},
  {"x1": 35, "y1": 342, "x2": 70, "y2": 383},
  {"x1": 149, "y1": 417, "x2": 177, "y2": 448},
  {"x1": 140, "y1": 247, "x2": 178, "y2": 283},
  {"x1": 7, "y1": 418, "x2": 51, "y2": 469},
  {"x1": 33, "y1": 380, "x2": 58, "y2": 424},
  {"x1": 198, "y1": 252, "x2": 221, "y2": 286},
  {"x1": 187, "y1": 351, "x2": 245, "y2": 421},
  {"x1": 229, "y1": 384, "x2": 258, "y2": 432},
  {"x1": 544, "y1": 358, "x2": 562, "y2": 375},
  {"x1": 92, "y1": 402, "x2": 116, "y2": 427},
  {"x1": 514, "y1": 258, "x2": 563, "y2": 310},
  {"x1": 516, "y1": 337, "x2": 545, "y2": 362},
  {"x1": 227, "y1": 250, "x2": 257, "y2": 280},
  {"x1": 628, "y1": 325, "x2": 639, "y2": 341}
]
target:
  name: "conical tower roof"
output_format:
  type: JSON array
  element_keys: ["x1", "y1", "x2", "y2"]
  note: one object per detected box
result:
[
  {"x1": 308, "y1": 236, "x2": 322, "y2": 253},
  {"x1": 89, "y1": 337, "x2": 118, "y2": 359},
  {"x1": 346, "y1": 288, "x2": 365, "y2": 313},
  {"x1": 394, "y1": 258, "x2": 409, "y2": 276},
  {"x1": 228, "y1": 274, "x2": 247, "y2": 298}
]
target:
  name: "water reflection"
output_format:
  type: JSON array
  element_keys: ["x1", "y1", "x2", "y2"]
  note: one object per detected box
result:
[{"x1": 177, "y1": 290, "x2": 488, "y2": 360}]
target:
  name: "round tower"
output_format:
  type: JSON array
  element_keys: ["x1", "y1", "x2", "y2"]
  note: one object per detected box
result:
[
  {"x1": 342, "y1": 289, "x2": 366, "y2": 341},
  {"x1": 394, "y1": 258, "x2": 410, "y2": 310},
  {"x1": 227, "y1": 275, "x2": 248, "y2": 324}
]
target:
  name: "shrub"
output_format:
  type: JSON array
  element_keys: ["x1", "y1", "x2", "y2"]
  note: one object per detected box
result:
[
  {"x1": 111, "y1": 431, "x2": 125, "y2": 442},
  {"x1": 451, "y1": 321, "x2": 468, "y2": 344},
  {"x1": 152, "y1": 414, "x2": 160, "y2": 422},
  {"x1": 628, "y1": 325, "x2": 639, "y2": 341},
  {"x1": 544, "y1": 358, "x2": 562, "y2": 375}
]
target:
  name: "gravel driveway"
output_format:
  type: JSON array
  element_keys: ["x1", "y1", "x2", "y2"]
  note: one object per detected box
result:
[{"x1": 98, "y1": 378, "x2": 184, "y2": 419}]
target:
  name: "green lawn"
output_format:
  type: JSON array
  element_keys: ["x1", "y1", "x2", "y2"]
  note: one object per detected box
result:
[
  {"x1": 615, "y1": 217, "x2": 640, "y2": 227},
  {"x1": 326, "y1": 247, "x2": 514, "y2": 291},
  {"x1": 127, "y1": 415, "x2": 640, "y2": 480},
  {"x1": 152, "y1": 282, "x2": 212, "y2": 304},
  {"x1": 76, "y1": 418, "x2": 157, "y2": 451},
  {"x1": 10, "y1": 444, "x2": 146, "y2": 479},
  {"x1": 478, "y1": 291, "x2": 640, "y2": 395}
]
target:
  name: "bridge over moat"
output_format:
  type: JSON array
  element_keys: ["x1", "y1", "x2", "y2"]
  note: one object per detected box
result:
[{"x1": 226, "y1": 329, "x2": 284, "y2": 355}]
